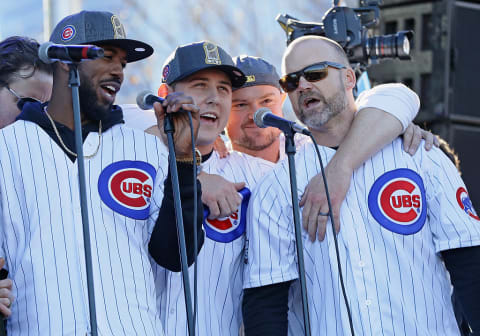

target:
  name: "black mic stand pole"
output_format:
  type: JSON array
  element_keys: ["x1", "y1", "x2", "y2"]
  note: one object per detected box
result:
[
  {"x1": 284, "y1": 128, "x2": 312, "y2": 336},
  {"x1": 164, "y1": 115, "x2": 195, "y2": 336},
  {"x1": 68, "y1": 63, "x2": 98, "y2": 336}
]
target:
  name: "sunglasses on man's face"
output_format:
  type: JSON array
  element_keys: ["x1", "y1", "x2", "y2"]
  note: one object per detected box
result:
[
  {"x1": 6, "y1": 85, "x2": 43, "y2": 110},
  {"x1": 279, "y1": 61, "x2": 347, "y2": 93}
]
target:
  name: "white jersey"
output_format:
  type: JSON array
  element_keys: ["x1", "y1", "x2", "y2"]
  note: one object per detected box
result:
[
  {"x1": 278, "y1": 83, "x2": 419, "y2": 162},
  {"x1": 0, "y1": 121, "x2": 168, "y2": 336},
  {"x1": 153, "y1": 150, "x2": 274, "y2": 335},
  {"x1": 244, "y1": 138, "x2": 480, "y2": 336}
]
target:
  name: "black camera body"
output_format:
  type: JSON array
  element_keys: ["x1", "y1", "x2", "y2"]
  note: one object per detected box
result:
[{"x1": 277, "y1": 0, "x2": 413, "y2": 67}]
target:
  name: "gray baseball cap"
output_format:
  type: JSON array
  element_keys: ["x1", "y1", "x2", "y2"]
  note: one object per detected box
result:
[
  {"x1": 161, "y1": 41, "x2": 246, "y2": 88},
  {"x1": 50, "y1": 10, "x2": 153, "y2": 63},
  {"x1": 233, "y1": 55, "x2": 281, "y2": 91}
]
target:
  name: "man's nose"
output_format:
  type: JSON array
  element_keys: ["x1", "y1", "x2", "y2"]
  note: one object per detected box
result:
[{"x1": 296, "y1": 76, "x2": 313, "y2": 92}]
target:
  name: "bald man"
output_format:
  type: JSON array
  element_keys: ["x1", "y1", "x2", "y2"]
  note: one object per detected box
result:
[{"x1": 242, "y1": 36, "x2": 480, "y2": 335}]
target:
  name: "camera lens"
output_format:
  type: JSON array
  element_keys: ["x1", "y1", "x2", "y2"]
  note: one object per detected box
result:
[{"x1": 366, "y1": 30, "x2": 413, "y2": 60}]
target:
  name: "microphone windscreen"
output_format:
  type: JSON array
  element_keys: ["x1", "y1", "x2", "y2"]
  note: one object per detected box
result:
[
  {"x1": 38, "y1": 42, "x2": 55, "y2": 64},
  {"x1": 136, "y1": 90, "x2": 154, "y2": 110},
  {"x1": 253, "y1": 107, "x2": 271, "y2": 128}
]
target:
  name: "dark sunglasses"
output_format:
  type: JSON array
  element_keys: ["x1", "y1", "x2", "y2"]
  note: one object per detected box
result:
[
  {"x1": 279, "y1": 61, "x2": 347, "y2": 92},
  {"x1": 6, "y1": 85, "x2": 43, "y2": 110}
]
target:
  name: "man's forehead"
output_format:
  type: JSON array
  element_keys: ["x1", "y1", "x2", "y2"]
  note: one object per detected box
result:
[
  {"x1": 284, "y1": 39, "x2": 332, "y2": 72},
  {"x1": 99, "y1": 44, "x2": 127, "y2": 56},
  {"x1": 232, "y1": 84, "x2": 279, "y2": 101},
  {"x1": 184, "y1": 68, "x2": 231, "y2": 85}
]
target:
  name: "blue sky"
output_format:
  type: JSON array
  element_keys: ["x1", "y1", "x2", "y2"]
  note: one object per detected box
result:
[{"x1": 0, "y1": 0, "x2": 335, "y2": 104}]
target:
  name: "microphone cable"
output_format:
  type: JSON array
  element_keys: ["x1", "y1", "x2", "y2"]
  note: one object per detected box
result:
[
  {"x1": 186, "y1": 111, "x2": 199, "y2": 335},
  {"x1": 308, "y1": 134, "x2": 355, "y2": 336}
]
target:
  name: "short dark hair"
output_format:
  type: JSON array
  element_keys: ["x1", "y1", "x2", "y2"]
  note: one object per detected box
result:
[{"x1": 0, "y1": 36, "x2": 53, "y2": 87}]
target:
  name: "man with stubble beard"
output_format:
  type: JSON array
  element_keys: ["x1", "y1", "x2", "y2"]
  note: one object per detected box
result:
[
  {"x1": 0, "y1": 11, "x2": 203, "y2": 336},
  {"x1": 243, "y1": 35, "x2": 480, "y2": 335},
  {"x1": 226, "y1": 55, "x2": 435, "y2": 243}
]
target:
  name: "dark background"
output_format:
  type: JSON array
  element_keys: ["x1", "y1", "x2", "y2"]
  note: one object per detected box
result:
[{"x1": 368, "y1": 0, "x2": 480, "y2": 209}]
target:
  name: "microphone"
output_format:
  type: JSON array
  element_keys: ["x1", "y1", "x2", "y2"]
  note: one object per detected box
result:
[
  {"x1": 254, "y1": 107, "x2": 311, "y2": 136},
  {"x1": 38, "y1": 41, "x2": 104, "y2": 64},
  {"x1": 136, "y1": 90, "x2": 165, "y2": 110}
]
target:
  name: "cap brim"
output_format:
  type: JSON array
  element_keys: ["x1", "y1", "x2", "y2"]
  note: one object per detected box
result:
[
  {"x1": 91, "y1": 39, "x2": 154, "y2": 63},
  {"x1": 172, "y1": 64, "x2": 246, "y2": 88}
]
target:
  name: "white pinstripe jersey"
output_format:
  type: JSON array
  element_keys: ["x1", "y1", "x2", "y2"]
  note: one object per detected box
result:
[
  {"x1": 244, "y1": 138, "x2": 480, "y2": 336},
  {"x1": 153, "y1": 150, "x2": 274, "y2": 335},
  {"x1": 0, "y1": 121, "x2": 168, "y2": 336}
]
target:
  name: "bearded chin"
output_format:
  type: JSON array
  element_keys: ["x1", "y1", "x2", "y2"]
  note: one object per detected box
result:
[
  {"x1": 300, "y1": 90, "x2": 347, "y2": 129},
  {"x1": 79, "y1": 81, "x2": 112, "y2": 122}
]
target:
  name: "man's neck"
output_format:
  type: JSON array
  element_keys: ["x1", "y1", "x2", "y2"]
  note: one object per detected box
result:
[
  {"x1": 232, "y1": 138, "x2": 280, "y2": 163},
  {"x1": 310, "y1": 107, "x2": 356, "y2": 147},
  {"x1": 197, "y1": 144, "x2": 215, "y2": 157},
  {"x1": 47, "y1": 92, "x2": 75, "y2": 130}
]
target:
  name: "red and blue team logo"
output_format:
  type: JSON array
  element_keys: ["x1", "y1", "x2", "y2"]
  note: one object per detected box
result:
[
  {"x1": 162, "y1": 65, "x2": 170, "y2": 82},
  {"x1": 203, "y1": 187, "x2": 251, "y2": 243},
  {"x1": 368, "y1": 168, "x2": 427, "y2": 235},
  {"x1": 98, "y1": 161, "x2": 156, "y2": 220},
  {"x1": 61, "y1": 25, "x2": 76, "y2": 41},
  {"x1": 456, "y1": 187, "x2": 480, "y2": 221}
]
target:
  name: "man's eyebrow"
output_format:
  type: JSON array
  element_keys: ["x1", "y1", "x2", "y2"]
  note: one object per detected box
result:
[
  {"x1": 219, "y1": 80, "x2": 232, "y2": 87},
  {"x1": 187, "y1": 76, "x2": 209, "y2": 82},
  {"x1": 232, "y1": 92, "x2": 275, "y2": 103},
  {"x1": 258, "y1": 93, "x2": 276, "y2": 99}
]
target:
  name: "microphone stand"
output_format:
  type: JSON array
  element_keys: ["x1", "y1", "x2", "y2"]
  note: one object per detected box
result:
[
  {"x1": 68, "y1": 63, "x2": 98, "y2": 336},
  {"x1": 284, "y1": 128, "x2": 312, "y2": 336},
  {"x1": 164, "y1": 115, "x2": 195, "y2": 336}
]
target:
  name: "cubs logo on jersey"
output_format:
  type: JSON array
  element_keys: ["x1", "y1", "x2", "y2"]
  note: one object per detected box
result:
[
  {"x1": 368, "y1": 168, "x2": 426, "y2": 235},
  {"x1": 203, "y1": 187, "x2": 251, "y2": 243},
  {"x1": 98, "y1": 160, "x2": 156, "y2": 220},
  {"x1": 456, "y1": 187, "x2": 480, "y2": 221}
]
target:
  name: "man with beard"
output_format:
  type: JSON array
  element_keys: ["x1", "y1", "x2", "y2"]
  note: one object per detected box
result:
[
  {"x1": 0, "y1": 11, "x2": 203, "y2": 336},
  {"x1": 242, "y1": 35, "x2": 480, "y2": 335},
  {"x1": 226, "y1": 55, "x2": 437, "y2": 242}
]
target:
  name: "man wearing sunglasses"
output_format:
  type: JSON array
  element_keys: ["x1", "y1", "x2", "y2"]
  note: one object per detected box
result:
[
  {"x1": 243, "y1": 35, "x2": 480, "y2": 335},
  {"x1": 0, "y1": 35, "x2": 53, "y2": 323},
  {"x1": 0, "y1": 36, "x2": 53, "y2": 129},
  {"x1": 227, "y1": 56, "x2": 437, "y2": 243}
]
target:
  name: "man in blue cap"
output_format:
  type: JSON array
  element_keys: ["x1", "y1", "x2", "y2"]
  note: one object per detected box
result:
[{"x1": 0, "y1": 11, "x2": 203, "y2": 335}]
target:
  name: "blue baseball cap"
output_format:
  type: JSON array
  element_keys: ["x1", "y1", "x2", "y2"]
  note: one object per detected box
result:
[
  {"x1": 50, "y1": 10, "x2": 153, "y2": 63},
  {"x1": 161, "y1": 41, "x2": 246, "y2": 88},
  {"x1": 233, "y1": 55, "x2": 281, "y2": 91}
]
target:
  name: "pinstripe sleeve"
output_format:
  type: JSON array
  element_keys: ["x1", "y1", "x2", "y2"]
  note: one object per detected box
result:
[
  {"x1": 423, "y1": 147, "x2": 480, "y2": 252},
  {"x1": 355, "y1": 83, "x2": 419, "y2": 132},
  {"x1": 244, "y1": 162, "x2": 299, "y2": 289},
  {"x1": 0, "y1": 189, "x2": 4, "y2": 259}
]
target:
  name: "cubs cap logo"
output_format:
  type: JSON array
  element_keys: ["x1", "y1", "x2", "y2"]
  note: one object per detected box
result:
[
  {"x1": 98, "y1": 161, "x2": 156, "y2": 220},
  {"x1": 456, "y1": 187, "x2": 480, "y2": 221},
  {"x1": 203, "y1": 42, "x2": 221, "y2": 65},
  {"x1": 61, "y1": 25, "x2": 76, "y2": 41},
  {"x1": 368, "y1": 168, "x2": 426, "y2": 235},
  {"x1": 162, "y1": 65, "x2": 170, "y2": 82},
  {"x1": 203, "y1": 188, "x2": 251, "y2": 243}
]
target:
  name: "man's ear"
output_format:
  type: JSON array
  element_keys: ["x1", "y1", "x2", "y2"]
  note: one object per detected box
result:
[
  {"x1": 280, "y1": 91, "x2": 288, "y2": 105},
  {"x1": 344, "y1": 68, "x2": 356, "y2": 91},
  {"x1": 157, "y1": 83, "x2": 171, "y2": 98}
]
